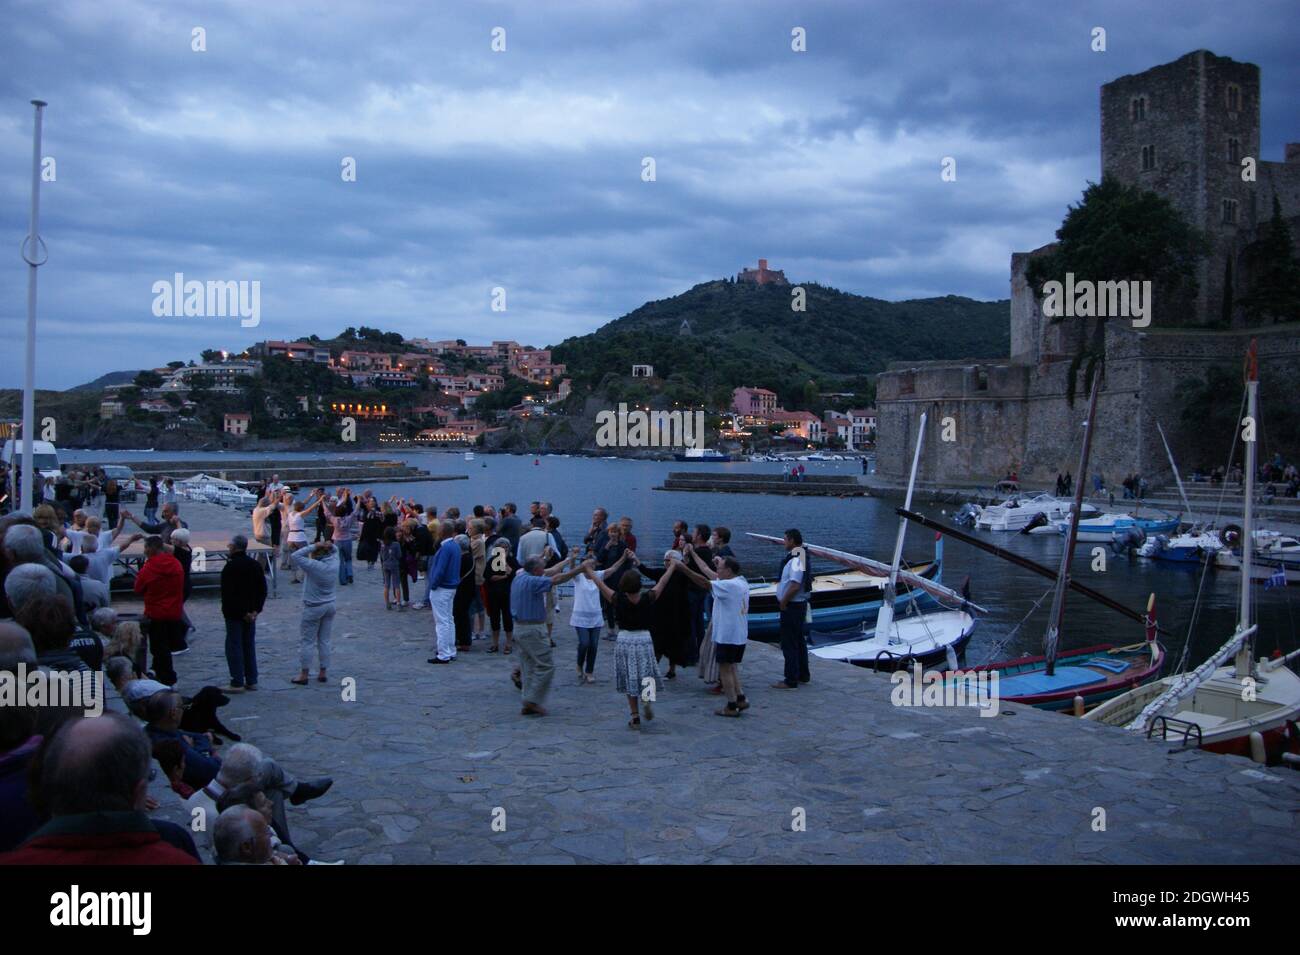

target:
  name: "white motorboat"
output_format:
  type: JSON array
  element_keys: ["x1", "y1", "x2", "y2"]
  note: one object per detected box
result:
[
  {"x1": 1215, "y1": 530, "x2": 1300, "y2": 584},
  {"x1": 973, "y1": 493, "x2": 1093, "y2": 532}
]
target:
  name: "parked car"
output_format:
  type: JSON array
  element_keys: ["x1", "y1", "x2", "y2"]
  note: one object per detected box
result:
[{"x1": 100, "y1": 465, "x2": 139, "y2": 502}]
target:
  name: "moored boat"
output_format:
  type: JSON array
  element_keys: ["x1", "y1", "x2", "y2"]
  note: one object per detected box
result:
[
  {"x1": 1085, "y1": 345, "x2": 1300, "y2": 763},
  {"x1": 1053, "y1": 510, "x2": 1179, "y2": 542}
]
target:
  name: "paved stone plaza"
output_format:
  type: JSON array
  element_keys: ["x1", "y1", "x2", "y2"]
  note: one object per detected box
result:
[{"x1": 129, "y1": 502, "x2": 1300, "y2": 864}]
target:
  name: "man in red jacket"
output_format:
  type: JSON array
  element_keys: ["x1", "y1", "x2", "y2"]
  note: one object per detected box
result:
[
  {"x1": 133, "y1": 536, "x2": 185, "y2": 686},
  {"x1": 0, "y1": 714, "x2": 199, "y2": 865}
]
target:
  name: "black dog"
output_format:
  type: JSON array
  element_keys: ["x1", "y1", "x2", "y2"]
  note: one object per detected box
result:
[{"x1": 179, "y1": 686, "x2": 242, "y2": 743}]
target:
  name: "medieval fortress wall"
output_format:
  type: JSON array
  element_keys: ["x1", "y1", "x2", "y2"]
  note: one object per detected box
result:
[{"x1": 876, "y1": 51, "x2": 1300, "y2": 486}]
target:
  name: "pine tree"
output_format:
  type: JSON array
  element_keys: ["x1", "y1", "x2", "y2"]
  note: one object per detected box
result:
[{"x1": 1239, "y1": 196, "x2": 1300, "y2": 324}]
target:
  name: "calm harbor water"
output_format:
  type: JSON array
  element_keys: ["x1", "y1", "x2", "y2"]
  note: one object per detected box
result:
[{"x1": 64, "y1": 449, "x2": 1299, "y2": 669}]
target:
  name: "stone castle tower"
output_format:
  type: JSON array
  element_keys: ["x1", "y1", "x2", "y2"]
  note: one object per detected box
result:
[
  {"x1": 1099, "y1": 51, "x2": 1289, "y2": 326},
  {"x1": 877, "y1": 51, "x2": 1300, "y2": 488}
]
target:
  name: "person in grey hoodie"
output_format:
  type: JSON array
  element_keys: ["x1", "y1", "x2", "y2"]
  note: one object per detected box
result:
[{"x1": 290, "y1": 540, "x2": 340, "y2": 686}]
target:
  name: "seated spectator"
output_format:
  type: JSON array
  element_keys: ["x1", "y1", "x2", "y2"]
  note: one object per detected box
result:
[
  {"x1": 216, "y1": 783, "x2": 303, "y2": 864},
  {"x1": 0, "y1": 714, "x2": 199, "y2": 865},
  {"x1": 16, "y1": 590, "x2": 90, "y2": 677},
  {"x1": 143, "y1": 690, "x2": 221, "y2": 789},
  {"x1": 213, "y1": 805, "x2": 277, "y2": 865},
  {"x1": 152, "y1": 738, "x2": 194, "y2": 798},
  {"x1": 103, "y1": 656, "x2": 137, "y2": 715},
  {"x1": 67, "y1": 555, "x2": 110, "y2": 612},
  {"x1": 103, "y1": 614, "x2": 147, "y2": 677},
  {"x1": 4, "y1": 524, "x2": 86, "y2": 626},
  {"x1": 0, "y1": 622, "x2": 43, "y2": 852},
  {"x1": 182, "y1": 741, "x2": 330, "y2": 854}
]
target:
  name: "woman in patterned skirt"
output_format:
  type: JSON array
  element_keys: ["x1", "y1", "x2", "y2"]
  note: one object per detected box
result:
[{"x1": 584, "y1": 556, "x2": 681, "y2": 728}]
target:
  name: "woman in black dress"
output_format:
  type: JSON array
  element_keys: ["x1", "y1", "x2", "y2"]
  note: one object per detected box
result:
[
  {"x1": 636, "y1": 550, "x2": 691, "y2": 679},
  {"x1": 356, "y1": 499, "x2": 383, "y2": 568},
  {"x1": 585, "y1": 559, "x2": 681, "y2": 728}
]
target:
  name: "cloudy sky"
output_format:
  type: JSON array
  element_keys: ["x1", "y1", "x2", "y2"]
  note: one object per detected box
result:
[{"x1": 0, "y1": 0, "x2": 1296, "y2": 389}]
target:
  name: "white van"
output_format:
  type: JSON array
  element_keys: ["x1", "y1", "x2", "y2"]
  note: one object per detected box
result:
[{"x1": 2, "y1": 439, "x2": 62, "y2": 481}]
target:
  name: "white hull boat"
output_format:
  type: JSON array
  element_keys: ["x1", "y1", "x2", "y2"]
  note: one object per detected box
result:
[{"x1": 974, "y1": 493, "x2": 1093, "y2": 532}]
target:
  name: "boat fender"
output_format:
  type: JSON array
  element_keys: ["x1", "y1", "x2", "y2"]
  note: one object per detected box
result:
[
  {"x1": 1072, "y1": 695, "x2": 1085, "y2": 717},
  {"x1": 1248, "y1": 731, "x2": 1267, "y2": 764}
]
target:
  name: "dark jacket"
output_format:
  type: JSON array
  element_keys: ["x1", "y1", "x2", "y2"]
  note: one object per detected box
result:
[
  {"x1": 0, "y1": 811, "x2": 200, "y2": 865},
  {"x1": 220, "y1": 551, "x2": 268, "y2": 620}
]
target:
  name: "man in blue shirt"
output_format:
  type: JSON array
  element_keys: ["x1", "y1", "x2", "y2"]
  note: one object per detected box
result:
[
  {"x1": 427, "y1": 521, "x2": 462, "y2": 664},
  {"x1": 508, "y1": 556, "x2": 586, "y2": 715}
]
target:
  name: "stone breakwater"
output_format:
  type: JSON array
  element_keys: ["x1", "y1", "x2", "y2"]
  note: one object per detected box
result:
[{"x1": 123, "y1": 500, "x2": 1300, "y2": 864}]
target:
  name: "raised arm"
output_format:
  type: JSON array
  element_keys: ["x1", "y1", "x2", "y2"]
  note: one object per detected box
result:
[
  {"x1": 648, "y1": 559, "x2": 678, "y2": 598},
  {"x1": 686, "y1": 546, "x2": 719, "y2": 580},
  {"x1": 673, "y1": 558, "x2": 710, "y2": 589}
]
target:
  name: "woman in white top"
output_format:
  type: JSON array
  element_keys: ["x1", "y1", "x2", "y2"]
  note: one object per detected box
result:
[
  {"x1": 568, "y1": 549, "x2": 630, "y2": 683},
  {"x1": 284, "y1": 492, "x2": 324, "y2": 583}
]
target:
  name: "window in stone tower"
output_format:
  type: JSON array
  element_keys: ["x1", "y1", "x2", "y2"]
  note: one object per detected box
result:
[
  {"x1": 1141, "y1": 144, "x2": 1156, "y2": 172},
  {"x1": 1226, "y1": 84, "x2": 1241, "y2": 112},
  {"x1": 1131, "y1": 96, "x2": 1146, "y2": 122},
  {"x1": 1228, "y1": 137, "x2": 1240, "y2": 163},
  {"x1": 1221, "y1": 199, "x2": 1238, "y2": 225}
]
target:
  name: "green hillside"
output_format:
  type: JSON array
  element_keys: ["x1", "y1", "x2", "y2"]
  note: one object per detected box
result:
[{"x1": 550, "y1": 279, "x2": 1009, "y2": 408}]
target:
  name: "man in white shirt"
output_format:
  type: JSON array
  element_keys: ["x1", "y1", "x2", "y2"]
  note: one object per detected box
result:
[
  {"x1": 515, "y1": 524, "x2": 549, "y2": 566},
  {"x1": 67, "y1": 555, "x2": 111, "y2": 610},
  {"x1": 74, "y1": 532, "x2": 142, "y2": 588},
  {"x1": 677, "y1": 551, "x2": 751, "y2": 716}
]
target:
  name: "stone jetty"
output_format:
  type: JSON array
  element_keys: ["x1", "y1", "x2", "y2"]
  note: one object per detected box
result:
[
  {"x1": 658, "y1": 472, "x2": 870, "y2": 497},
  {"x1": 120, "y1": 500, "x2": 1299, "y2": 864},
  {"x1": 79, "y1": 457, "x2": 464, "y2": 487}
]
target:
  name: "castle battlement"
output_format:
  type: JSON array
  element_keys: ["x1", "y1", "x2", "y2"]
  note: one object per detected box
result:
[{"x1": 876, "y1": 50, "x2": 1300, "y2": 484}]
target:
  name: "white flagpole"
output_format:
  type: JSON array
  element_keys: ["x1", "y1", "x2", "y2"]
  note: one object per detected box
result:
[{"x1": 19, "y1": 100, "x2": 48, "y2": 515}]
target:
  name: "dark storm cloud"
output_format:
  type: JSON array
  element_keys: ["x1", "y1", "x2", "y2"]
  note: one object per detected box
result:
[{"x1": 0, "y1": 0, "x2": 1295, "y2": 387}]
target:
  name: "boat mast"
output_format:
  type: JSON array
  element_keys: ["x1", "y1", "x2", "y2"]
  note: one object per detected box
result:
[
  {"x1": 1044, "y1": 373, "x2": 1101, "y2": 676},
  {"x1": 1156, "y1": 422, "x2": 1194, "y2": 523},
  {"x1": 876, "y1": 411, "x2": 927, "y2": 644},
  {"x1": 1233, "y1": 342, "x2": 1258, "y2": 678}
]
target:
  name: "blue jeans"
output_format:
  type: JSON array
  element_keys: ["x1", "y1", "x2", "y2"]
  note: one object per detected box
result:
[
  {"x1": 575, "y1": 626, "x2": 601, "y2": 673},
  {"x1": 144, "y1": 505, "x2": 158, "y2": 523},
  {"x1": 224, "y1": 617, "x2": 258, "y2": 687},
  {"x1": 336, "y1": 539, "x2": 354, "y2": 583}
]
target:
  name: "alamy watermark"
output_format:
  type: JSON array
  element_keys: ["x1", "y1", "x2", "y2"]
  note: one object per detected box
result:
[
  {"x1": 1040, "y1": 272, "x2": 1151, "y2": 328},
  {"x1": 151, "y1": 273, "x2": 261, "y2": 327},
  {"x1": 890, "y1": 662, "x2": 1000, "y2": 717},
  {"x1": 595, "y1": 403, "x2": 704, "y2": 449},
  {"x1": 0, "y1": 663, "x2": 103, "y2": 717}
]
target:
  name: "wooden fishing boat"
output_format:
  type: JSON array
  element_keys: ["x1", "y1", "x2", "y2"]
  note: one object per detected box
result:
[
  {"x1": 745, "y1": 558, "x2": 942, "y2": 638},
  {"x1": 1084, "y1": 343, "x2": 1300, "y2": 765},
  {"x1": 748, "y1": 412, "x2": 984, "y2": 669},
  {"x1": 906, "y1": 375, "x2": 1168, "y2": 710}
]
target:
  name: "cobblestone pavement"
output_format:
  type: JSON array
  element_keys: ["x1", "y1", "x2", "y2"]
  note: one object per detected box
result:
[{"x1": 128, "y1": 502, "x2": 1300, "y2": 864}]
